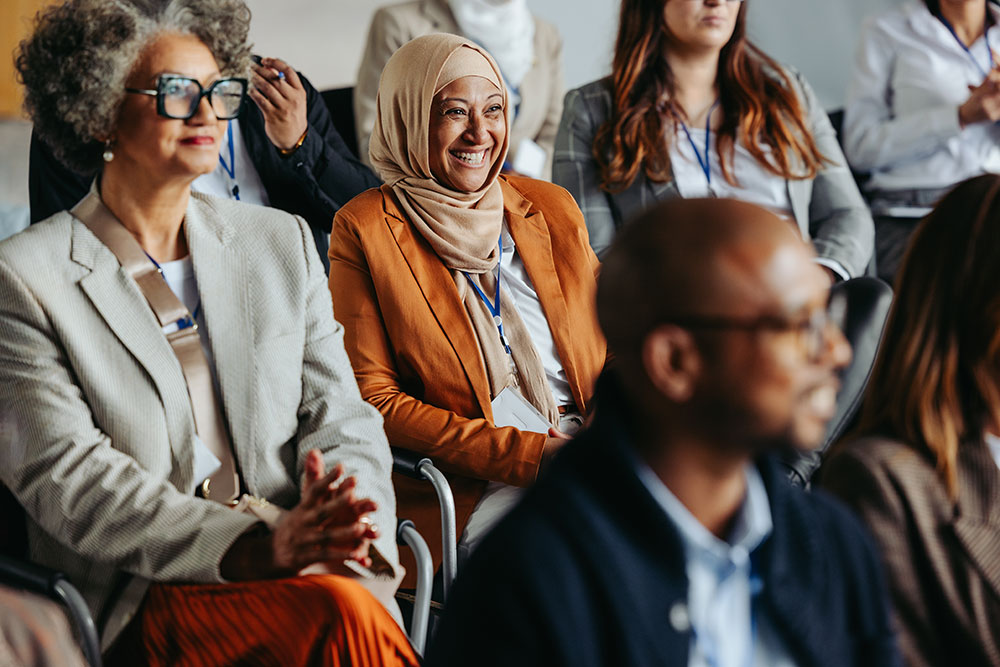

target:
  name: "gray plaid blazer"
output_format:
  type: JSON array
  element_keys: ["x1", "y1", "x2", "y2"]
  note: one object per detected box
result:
[
  {"x1": 0, "y1": 192, "x2": 398, "y2": 650},
  {"x1": 553, "y1": 69, "x2": 874, "y2": 277}
]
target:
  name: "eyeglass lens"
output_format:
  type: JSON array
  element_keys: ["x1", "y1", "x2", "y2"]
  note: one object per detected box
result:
[
  {"x1": 804, "y1": 292, "x2": 848, "y2": 359},
  {"x1": 160, "y1": 77, "x2": 245, "y2": 120}
]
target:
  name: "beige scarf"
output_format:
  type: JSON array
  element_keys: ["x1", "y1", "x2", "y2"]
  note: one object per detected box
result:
[{"x1": 369, "y1": 34, "x2": 558, "y2": 426}]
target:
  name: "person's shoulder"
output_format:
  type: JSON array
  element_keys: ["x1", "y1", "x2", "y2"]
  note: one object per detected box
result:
[
  {"x1": 567, "y1": 77, "x2": 613, "y2": 104},
  {"x1": 531, "y1": 14, "x2": 562, "y2": 48},
  {"x1": 825, "y1": 434, "x2": 933, "y2": 482},
  {"x1": 189, "y1": 193, "x2": 310, "y2": 253},
  {"x1": 0, "y1": 211, "x2": 75, "y2": 271},
  {"x1": 502, "y1": 174, "x2": 576, "y2": 211},
  {"x1": 335, "y1": 186, "x2": 395, "y2": 228},
  {"x1": 371, "y1": 0, "x2": 445, "y2": 36}
]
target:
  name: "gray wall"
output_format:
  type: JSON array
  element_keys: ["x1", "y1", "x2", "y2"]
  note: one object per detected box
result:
[{"x1": 245, "y1": 0, "x2": 905, "y2": 110}]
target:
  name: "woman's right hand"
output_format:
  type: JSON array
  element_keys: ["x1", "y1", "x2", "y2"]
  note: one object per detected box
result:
[
  {"x1": 221, "y1": 450, "x2": 378, "y2": 581},
  {"x1": 541, "y1": 427, "x2": 571, "y2": 469},
  {"x1": 959, "y1": 70, "x2": 1000, "y2": 127}
]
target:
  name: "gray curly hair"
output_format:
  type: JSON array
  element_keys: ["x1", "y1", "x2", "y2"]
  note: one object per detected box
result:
[{"x1": 16, "y1": 0, "x2": 252, "y2": 175}]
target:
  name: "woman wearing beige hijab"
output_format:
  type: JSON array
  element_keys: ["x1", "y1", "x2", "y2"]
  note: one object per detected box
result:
[{"x1": 329, "y1": 34, "x2": 605, "y2": 579}]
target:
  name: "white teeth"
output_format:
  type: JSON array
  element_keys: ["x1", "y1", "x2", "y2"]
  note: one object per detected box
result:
[
  {"x1": 808, "y1": 385, "x2": 837, "y2": 415},
  {"x1": 452, "y1": 151, "x2": 485, "y2": 165}
]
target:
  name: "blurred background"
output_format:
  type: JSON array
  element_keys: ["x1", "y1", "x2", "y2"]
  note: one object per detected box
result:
[{"x1": 0, "y1": 0, "x2": 903, "y2": 215}]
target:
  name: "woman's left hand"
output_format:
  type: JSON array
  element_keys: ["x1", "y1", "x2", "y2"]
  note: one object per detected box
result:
[{"x1": 249, "y1": 57, "x2": 309, "y2": 151}]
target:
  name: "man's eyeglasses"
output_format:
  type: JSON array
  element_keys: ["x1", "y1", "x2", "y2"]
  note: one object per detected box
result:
[
  {"x1": 665, "y1": 291, "x2": 847, "y2": 362},
  {"x1": 125, "y1": 76, "x2": 248, "y2": 120}
]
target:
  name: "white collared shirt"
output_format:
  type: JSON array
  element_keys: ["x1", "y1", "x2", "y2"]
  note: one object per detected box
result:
[
  {"x1": 499, "y1": 220, "x2": 574, "y2": 407},
  {"x1": 842, "y1": 1, "x2": 1000, "y2": 194},
  {"x1": 632, "y1": 456, "x2": 797, "y2": 667},
  {"x1": 192, "y1": 119, "x2": 270, "y2": 206}
]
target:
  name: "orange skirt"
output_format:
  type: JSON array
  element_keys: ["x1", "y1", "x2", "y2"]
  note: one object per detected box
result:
[{"x1": 107, "y1": 574, "x2": 420, "y2": 667}]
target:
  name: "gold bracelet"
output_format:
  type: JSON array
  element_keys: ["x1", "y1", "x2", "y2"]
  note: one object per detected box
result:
[{"x1": 278, "y1": 126, "x2": 308, "y2": 157}]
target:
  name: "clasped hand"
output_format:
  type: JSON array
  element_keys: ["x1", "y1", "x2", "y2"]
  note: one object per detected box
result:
[{"x1": 960, "y1": 66, "x2": 1000, "y2": 126}]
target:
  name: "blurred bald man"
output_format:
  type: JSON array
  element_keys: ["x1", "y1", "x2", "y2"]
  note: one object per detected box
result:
[{"x1": 425, "y1": 199, "x2": 900, "y2": 667}]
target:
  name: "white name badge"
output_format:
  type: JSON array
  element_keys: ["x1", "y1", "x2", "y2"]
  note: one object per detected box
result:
[
  {"x1": 491, "y1": 387, "x2": 551, "y2": 434},
  {"x1": 192, "y1": 434, "x2": 222, "y2": 487}
]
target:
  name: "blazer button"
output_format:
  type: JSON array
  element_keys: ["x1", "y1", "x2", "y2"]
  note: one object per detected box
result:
[{"x1": 669, "y1": 601, "x2": 690, "y2": 633}]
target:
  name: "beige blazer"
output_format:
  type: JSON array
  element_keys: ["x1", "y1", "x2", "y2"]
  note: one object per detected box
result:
[
  {"x1": 0, "y1": 193, "x2": 398, "y2": 651},
  {"x1": 821, "y1": 436, "x2": 1000, "y2": 666},
  {"x1": 354, "y1": 0, "x2": 565, "y2": 177}
]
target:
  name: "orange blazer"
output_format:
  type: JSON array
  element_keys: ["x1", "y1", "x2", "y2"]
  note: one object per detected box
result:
[{"x1": 329, "y1": 175, "x2": 606, "y2": 576}]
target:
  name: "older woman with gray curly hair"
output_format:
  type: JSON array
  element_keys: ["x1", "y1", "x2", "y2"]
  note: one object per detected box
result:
[{"x1": 2, "y1": 0, "x2": 418, "y2": 664}]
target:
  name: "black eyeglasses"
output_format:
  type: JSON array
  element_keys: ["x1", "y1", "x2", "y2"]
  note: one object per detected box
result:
[
  {"x1": 665, "y1": 291, "x2": 847, "y2": 361},
  {"x1": 125, "y1": 76, "x2": 247, "y2": 120}
]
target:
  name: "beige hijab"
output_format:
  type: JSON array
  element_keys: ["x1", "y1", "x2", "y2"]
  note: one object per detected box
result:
[{"x1": 369, "y1": 33, "x2": 559, "y2": 427}]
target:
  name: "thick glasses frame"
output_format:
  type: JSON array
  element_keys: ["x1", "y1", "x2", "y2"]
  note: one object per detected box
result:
[
  {"x1": 664, "y1": 291, "x2": 847, "y2": 361},
  {"x1": 125, "y1": 75, "x2": 248, "y2": 120}
]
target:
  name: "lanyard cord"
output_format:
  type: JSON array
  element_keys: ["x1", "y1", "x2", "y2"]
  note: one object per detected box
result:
[
  {"x1": 678, "y1": 100, "x2": 721, "y2": 193},
  {"x1": 217, "y1": 122, "x2": 240, "y2": 201},
  {"x1": 462, "y1": 238, "x2": 512, "y2": 356},
  {"x1": 145, "y1": 251, "x2": 201, "y2": 329},
  {"x1": 938, "y1": 12, "x2": 996, "y2": 79}
]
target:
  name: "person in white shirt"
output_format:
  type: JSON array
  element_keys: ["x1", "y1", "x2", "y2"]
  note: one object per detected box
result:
[{"x1": 842, "y1": 0, "x2": 1000, "y2": 283}]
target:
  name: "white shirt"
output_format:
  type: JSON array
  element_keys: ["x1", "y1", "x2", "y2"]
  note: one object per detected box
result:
[
  {"x1": 192, "y1": 119, "x2": 270, "y2": 206},
  {"x1": 842, "y1": 1, "x2": 1000, "y2": 195},
  {"x1": 671, "y1": 126, "x2": 794, "y2": 220},
  {"x1": 158, "y1": 257, "x2": 222, "y2": 484},
  {"x1": 984, "y1": 433, "x2": 1000, "y2": 471},
  {"x1": 671, "y1": 127, "x2": 847, "y2": 280},
  {"x1": 632, "y1": 458, "x2": 797, "y2": 667},
  {"x1": 499, "y1": 221, "x2": 574, "y2": 407}
]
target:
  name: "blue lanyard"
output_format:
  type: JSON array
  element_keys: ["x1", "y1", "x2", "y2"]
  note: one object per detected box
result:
[
  {"x1": 679, "y1": 101, "x2": 720, "y2": 192},
  {"x1": 462, "y1": 238, "x2": 511, "y2": 356},
  {"x1": 217, "y1": 122, "x2": 240, "y2": 201},
  {"x1": 145, "y1": 252, "x2": 201, "y2": 330},
  {"x1": 938, "y1": 13, "x2": 995, "y2": 79}
]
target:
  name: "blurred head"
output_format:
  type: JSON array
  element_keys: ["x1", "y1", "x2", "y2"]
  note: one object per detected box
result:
[
  {"x1": 854, "y1": 174, "x2": 1000, "y2": 497},
  {"x1": 595, "y1": 0, "x2": 826, "y2": 194},
  {"x1": 368, "y1": 34, "x2": 509, "y2": 194},
  {"x1": 17, "y1": 0, "x2": 251, "y2": 177},
  {"x1": 598, "y1": 198, "x2": 851, "y2": 454}
]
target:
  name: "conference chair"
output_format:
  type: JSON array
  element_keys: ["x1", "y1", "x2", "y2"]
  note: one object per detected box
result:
[
  {"x1": 781, "y1": 276, "x2": 893, "y2": 486},
  {"x1": 320, "y1": 87, "x2": 360, "y2": 160}
]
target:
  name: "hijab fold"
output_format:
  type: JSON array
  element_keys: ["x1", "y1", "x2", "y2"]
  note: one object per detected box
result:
[{"x1": 369, "y1": 34, "x2": 559, "y2": 426}]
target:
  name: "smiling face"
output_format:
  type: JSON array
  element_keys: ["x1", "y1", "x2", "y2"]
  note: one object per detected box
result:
[
  {"x1": 112, "y1": 32, "x2": 227, "y2": 183},
  {"x1": 427, "y1": 75, "x2": 506, "y2": 193},
  {"x1": 693, "y1": 238, "x2": 852, "y2": 452},
  {"x1": 662, "y1": 0, "x2": 742, "y2": 55}
]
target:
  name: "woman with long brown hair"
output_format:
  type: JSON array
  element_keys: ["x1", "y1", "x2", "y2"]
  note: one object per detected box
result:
[
  {"x1": 553, "y1": 0, "x2": 873, "y2": 280},
  {"x1": 822, "y1": 173, "x2": 1000, "y2": 666}
]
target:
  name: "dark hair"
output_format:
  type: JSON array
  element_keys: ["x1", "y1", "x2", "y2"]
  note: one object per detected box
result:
[
  {"x1": 852, "y1": 174, "x2": 1000, "y2": 498},
  {"x1": 593, "y1": 0, "x2": 828, "y2": 194},
  {"x1": 16, "y1": 0, "x2": 252, "y2": 174}
]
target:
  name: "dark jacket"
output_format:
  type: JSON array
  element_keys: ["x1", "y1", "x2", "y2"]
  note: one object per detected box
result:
[
  {"x1": 28, "y1": 70, "x2": 379, "y2": 266},
  {"x1": 425, "y1": 380, "x2": 901, "y2": 667}
]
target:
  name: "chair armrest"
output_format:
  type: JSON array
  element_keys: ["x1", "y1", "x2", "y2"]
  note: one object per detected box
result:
[{"x1": 0, "y1": 555, "x2": 102, "y2": 667}]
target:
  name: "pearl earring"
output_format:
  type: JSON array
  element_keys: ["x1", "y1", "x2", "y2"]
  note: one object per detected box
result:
[{"x1": 102, "y1": 140, "x2": 114, "y2": 163}]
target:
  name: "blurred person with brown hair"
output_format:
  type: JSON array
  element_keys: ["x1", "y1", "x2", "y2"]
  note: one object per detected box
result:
[
  {"x1": 554, "y1": 0, "x2": 873, "y2": 281},
  {"x1": 822, "y1": 173, "x2": 1000, "y2": 667}
]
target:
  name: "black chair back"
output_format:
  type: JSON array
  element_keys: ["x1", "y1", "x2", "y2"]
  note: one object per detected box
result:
[
  {"x1": 783, "y1": 277, "x2": 894, "y2": 486},
  {"x1": 320, "y1": 87, "x2": 359, "y2": 159}
]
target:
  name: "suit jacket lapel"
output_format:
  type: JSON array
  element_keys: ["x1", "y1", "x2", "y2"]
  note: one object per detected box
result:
[
  {"x1": 502, "y1": 180, "x2": 586, "y2": 412},
  {"x1": 951, "y1": 442, "x2": 1000, "y2": 600},
  {"x1": 185, "y1": 196, "x2": 257, "y2": 482},
  {"x1": 381, "y1": 188, "x2": 494, "y2": 419},
  {"x1": 71, "y1": 216, "x2": 197, "y2": 488}
]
